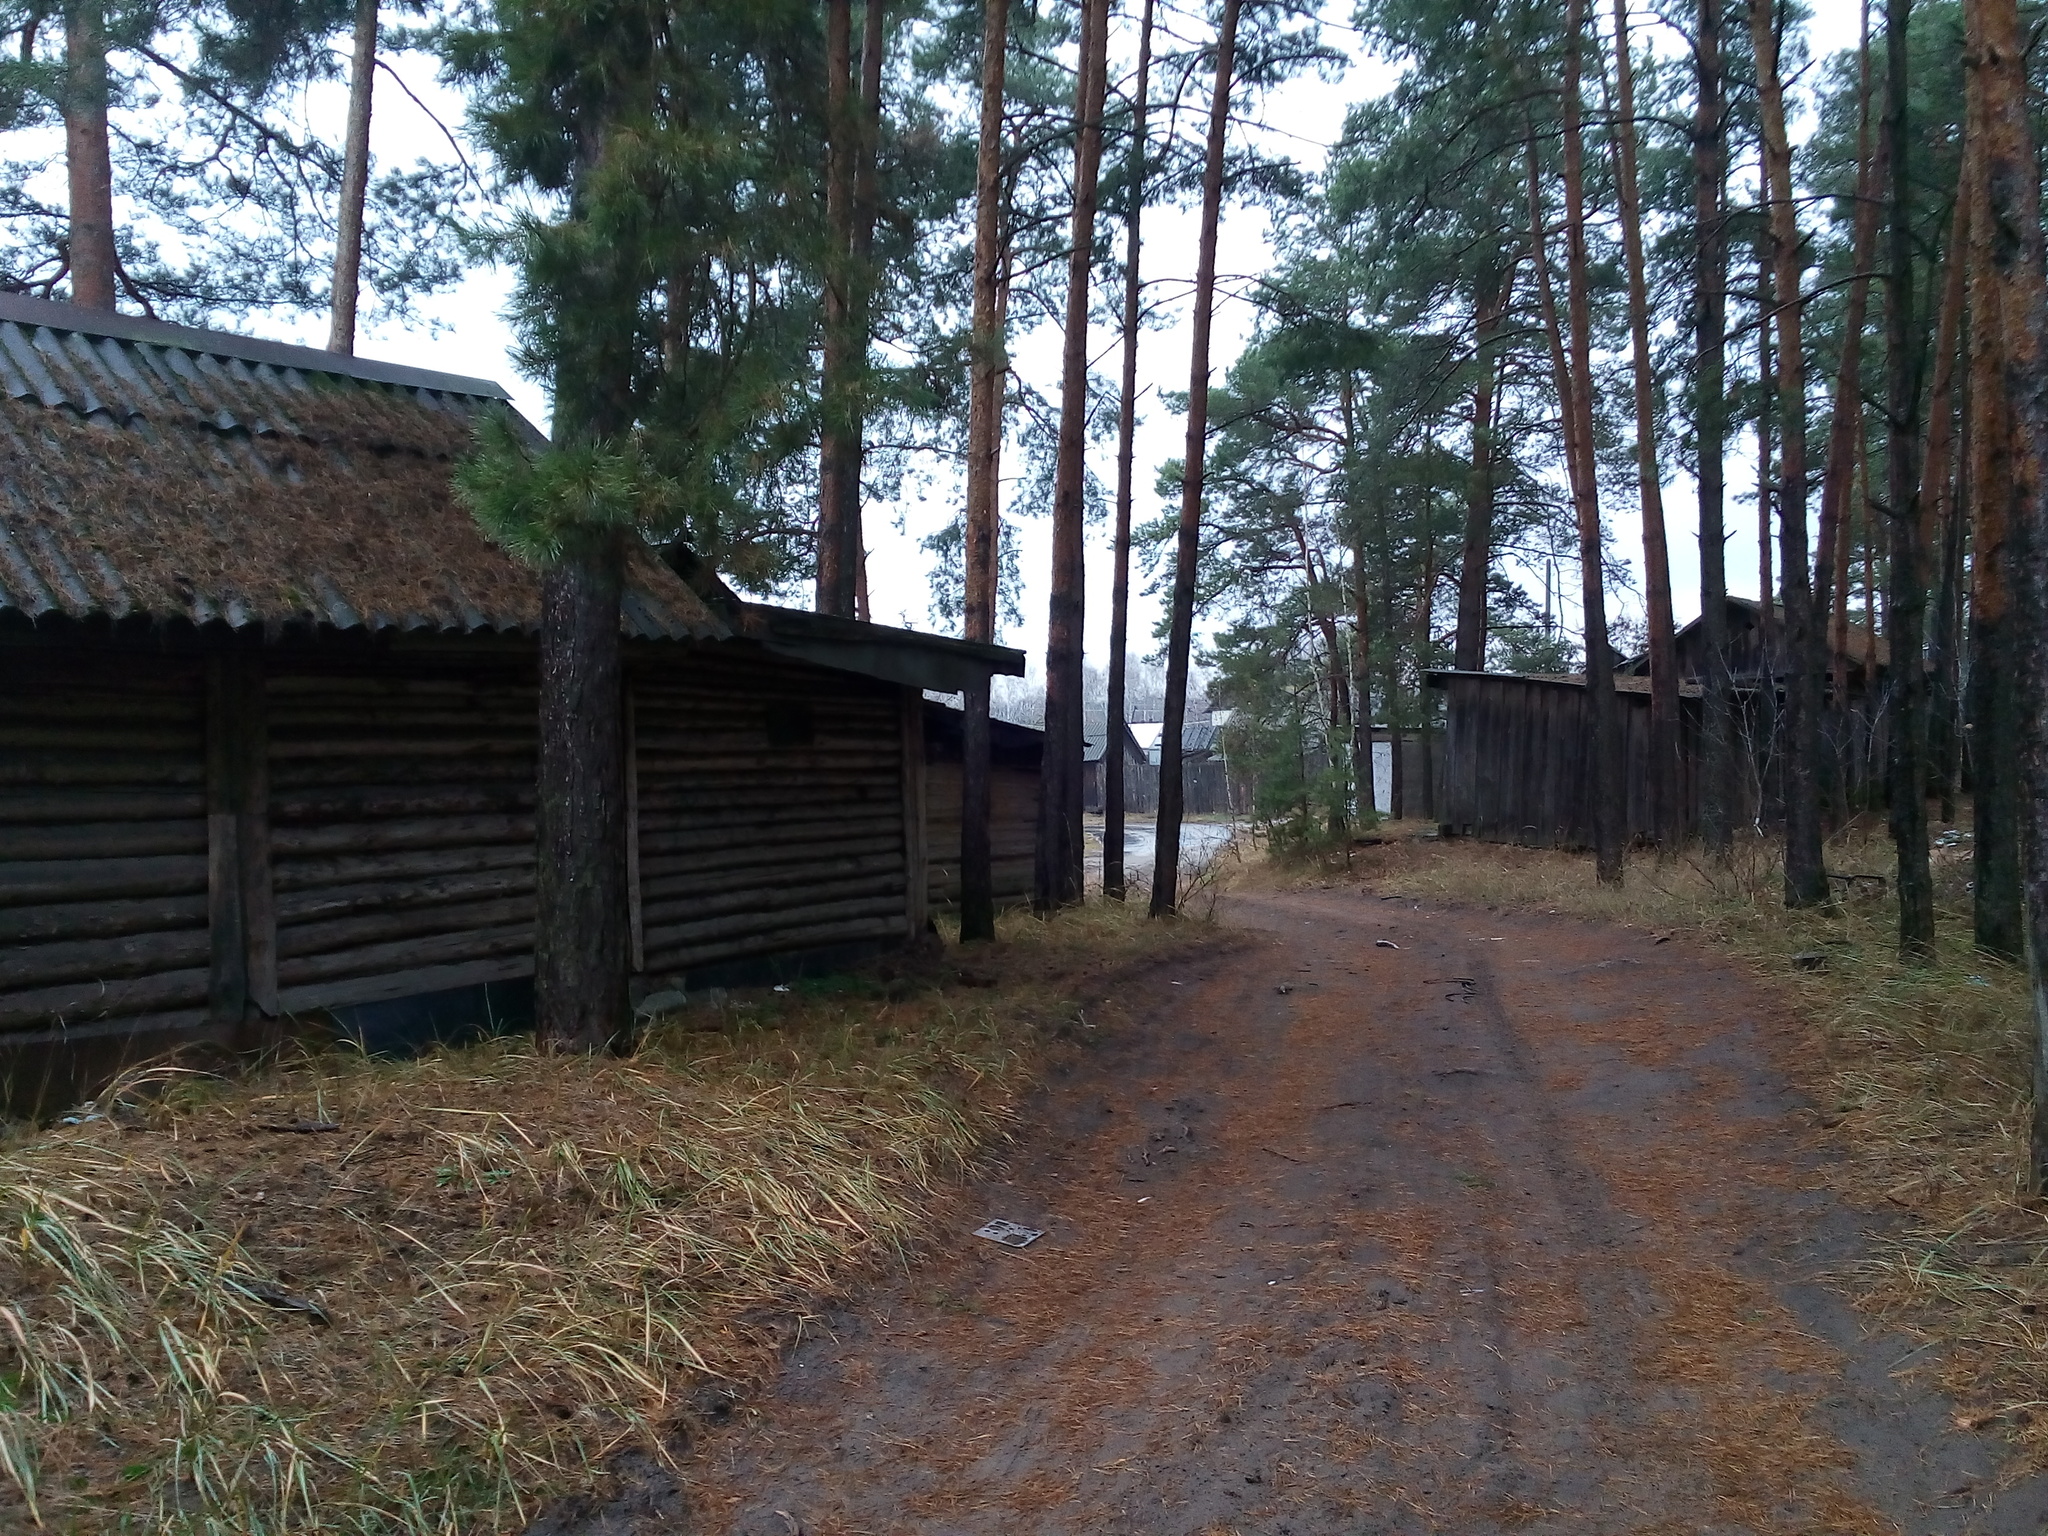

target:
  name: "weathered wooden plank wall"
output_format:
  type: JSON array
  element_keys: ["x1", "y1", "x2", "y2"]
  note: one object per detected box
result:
[
  {"x1": 633, "y1": 649, "x2": 910, "y2": 982},
  {"x1": 1436, "y1": 676, "x2": 1703, "y2": 848}
]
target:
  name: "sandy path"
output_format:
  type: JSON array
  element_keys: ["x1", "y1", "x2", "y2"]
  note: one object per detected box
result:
[{"x1": 677, "y1": 889, "x2": 2048, "y2": 1535}]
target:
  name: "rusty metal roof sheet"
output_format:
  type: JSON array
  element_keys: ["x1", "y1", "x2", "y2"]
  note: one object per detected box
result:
[{"x1": 0, "y1": 293, "x2": 725, "y2": 642}]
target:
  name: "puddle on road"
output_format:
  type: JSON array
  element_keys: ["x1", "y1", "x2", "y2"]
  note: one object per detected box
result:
[{"x1": 1085, "y1": 819, "x2": 1242, "y2": 875}]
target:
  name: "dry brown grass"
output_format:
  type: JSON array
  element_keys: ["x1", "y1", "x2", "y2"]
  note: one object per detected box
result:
[
  {"x1": 0, "y1": 899, "x2": 1203, "y2": 1534},
  {"x1": 1308, "y1": 822, "x2": 2048, "y2": 1469}
]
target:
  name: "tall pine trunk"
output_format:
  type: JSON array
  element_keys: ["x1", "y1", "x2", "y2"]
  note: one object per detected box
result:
[
  {"x1": 1151, "y1": 0, "x2": 1240, "y2": 917},
  {"x1": 1036, "y1": 0, "x2": 1109, "y2": 913},
  {"x1": 1815, "y1": 9, "x2": 1882, "y2": 832},
  {"x1": 816, "y1": 0, "x2": 858, "y2": 616},
  {"x1": 1756, "y1": 207, "x2": 1780, "y2": 826},
  {"x1": 63, "y1": 0, "x2": 116, "y2": 310},
  {"x1": 1815, "y1": 6, "x2": 1881, "y2": 719},
  {"x1": 1527, "y1": 128, "x2": 1613, "y2": 872},
  {"x1": 532, "y1": 128, "x2": 637, "y2": 1053},
  {"x1": 1964, "y1": 0, "x2": 2048, "y2": 1192},
  {"x1": 1546, "y1": 0, "x2": 1624, "y2": 884},
  {"x1": 1963, "y1": 32, "x2": 2023, "y2": 960},
  {"x1": 959, "y1": 0, "x2": 1008, "y2": 943},
  {"x1": 1352, "y1": 536, "x2": 1376, "y2": 819},
  {"x1": 843, "y1": 0, "x2": 884, "y2": 620},
  {"x1": 1344, "y1": 374, "x2": 1376, "y2": 819},
  {"x1": 535, "y1": 533, "x2": 629, "y2": 1051},
  {"x1": 1378, "y1": 455, "x2": 1403, "y2": 820},
  {"x1": 1922, "y1": 179, "x2": 1970, "y2": 825},
  {"x1": 1695, "y1": 0, "x2": 1733, "y2": 858},
  {"x1": 1105, "y1": 0, "x2": 1154, "y2": 903},
  {"x1": 1452, "y1": 273, "x2": 1511, "y2": 672},
  {"x1": 1609, "y1": 0, "x2": 1679, "y2": 847},
  {"x1": 328, "y1": 0, "x2": 378, "y2": 353},
  {"x1": 1883, "y1": 0, "x2": 1934, "y2": 961},
  {"x1": 1415, "y1": 512, "x2": 1437, "y2": 820},
  {"x1": 1751, "y1": 0, "x2": 1830, "y2": 907}
]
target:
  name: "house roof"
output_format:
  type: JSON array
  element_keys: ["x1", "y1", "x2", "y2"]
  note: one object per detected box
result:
[
  {"x1": 1426, "y1": 668, "x2": 1706, "y2": 698},
  {"x1": 1618, "y1": 595, "x2": 1889, "y2": 675},
  {"x1": 922, "y1": 697, "x2": 1044, "y2": 768},
  {"x1": 1081, "y1": 709, "x2": 1145, "y2": 765},
  {"x1": 0, "y1": 292, "x2": 724, "y2": 642},
  {"x1": 1128, "y1": 717, "x2": 1225, "y2": 764}
]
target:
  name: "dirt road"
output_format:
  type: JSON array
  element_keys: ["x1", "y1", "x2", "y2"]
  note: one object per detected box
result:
[{"x1": 682, "y1": 889, "x2": 2048, "y2": 1534}]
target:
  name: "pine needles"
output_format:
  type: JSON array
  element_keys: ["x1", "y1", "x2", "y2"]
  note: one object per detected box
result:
[
  {"x1": 0, "y1": 900, "x2": 1196, "y2": 1532},
  {"x1": 1350, "y1": 825, "x2": 2048, "y2": 1470}
]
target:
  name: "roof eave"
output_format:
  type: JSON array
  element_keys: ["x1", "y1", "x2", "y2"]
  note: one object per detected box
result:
[
  {"x1": 737, "y1": 602, "x2": 1027, "y2": 692},
  {"x1": 0, "y1": 291, "x2": 514, "y2": 401}
]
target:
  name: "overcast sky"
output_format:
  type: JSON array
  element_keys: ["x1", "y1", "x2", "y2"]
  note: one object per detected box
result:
[{"x1": 276, "y1": 0, "x2": 1869, "y2": 688}]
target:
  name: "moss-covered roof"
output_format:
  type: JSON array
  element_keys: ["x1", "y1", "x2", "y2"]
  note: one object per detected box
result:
[{"x1": 0, "y1": 294, "x2": 724, "y2": 642}]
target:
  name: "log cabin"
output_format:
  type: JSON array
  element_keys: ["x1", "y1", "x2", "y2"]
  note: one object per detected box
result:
[{"x1": 0, "y1": 294, "x2": 1025, "y2": 1117}]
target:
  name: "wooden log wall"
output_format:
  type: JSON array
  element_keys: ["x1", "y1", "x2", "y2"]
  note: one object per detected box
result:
[
  {"x1": 265, "y1": 663, "x2": 539, "y2": 1015},
  {"x1": 632, "y1": 649, "x2": 911, "y2": 982},
  {"x1": 924, "y1": 760, "x2": 1036, "y2": 909},
  {"x1": 0, "y1": 652, "x2": 216, "y2": 1115},
  {"x1": 5, "y1": 635, "x2": 938, "y2": 1114}
]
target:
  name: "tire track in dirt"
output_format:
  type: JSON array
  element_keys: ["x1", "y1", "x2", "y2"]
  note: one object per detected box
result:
[{"x1": 675, "y1": 889, "x2": 2048, "y2": 1536}]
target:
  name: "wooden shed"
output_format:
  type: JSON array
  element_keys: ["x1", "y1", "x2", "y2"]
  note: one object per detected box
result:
[
  {"x1": 1426, "y1": 670, "x2": 1705, "y2": 848},
  {"x1": 0, "y1": 294, "x2": 1023, "y2": 1117}
]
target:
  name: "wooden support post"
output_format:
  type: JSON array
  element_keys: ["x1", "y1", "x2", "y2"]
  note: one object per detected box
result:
[
  {"x1": 207, "y1": 654, "x2": 272, "y2": 1043},
  {"x1": 901, "y1": 688, "x2": 928, "y2": 936}
]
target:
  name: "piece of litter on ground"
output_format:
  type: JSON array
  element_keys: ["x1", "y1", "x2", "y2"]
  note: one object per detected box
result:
[
  {"x1": 1375, "y1": 939, "x2": 1401, "y2": 949},
  {"x1": 1137, "y1": 1196, "x2": 1150, "y2": 1203},
  {"x1": 1170, "y1": 980, "x2": 1183, "y2": 986},
  {"x1": 772, "y1": 983, "x2": 792, "y2": 993},
  {"x1": 974, "y1": 1218, "x2": 1045, "y2": 1250},
  {"x1": 1274, "y1": 984, "x2": 1294, "y2": 995}
]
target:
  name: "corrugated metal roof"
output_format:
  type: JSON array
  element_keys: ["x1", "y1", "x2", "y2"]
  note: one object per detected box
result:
[{"x1": 0, "y1": 294, "x2": 724, "y2": 641}]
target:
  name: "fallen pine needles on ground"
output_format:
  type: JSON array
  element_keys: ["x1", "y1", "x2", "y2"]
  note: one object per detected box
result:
[
  {"x1": 1322, "y1": 824, "x2": 2048, "y2": 1472},
  {"x1": 0, "y1": 899, "x2": 1204, "y2": 1533}
]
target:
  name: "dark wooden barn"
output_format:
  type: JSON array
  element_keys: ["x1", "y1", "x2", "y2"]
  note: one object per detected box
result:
[
  {"x1": 1431, "y1": 594, "x2": 1912, "y2": 850},
  {"x1": 0, "y1": 295, "x2": 1023, "y2": 1117},
  {"x1": 1426, "y1": 671, "x2": 1705, "y2": 848}
]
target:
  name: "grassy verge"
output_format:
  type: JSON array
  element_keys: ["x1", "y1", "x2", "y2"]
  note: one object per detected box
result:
[
  {"x1": 0, "y1": 900, "x2": 1204, "y2": 1533},
  {"x1": 1303, "y1": 825, "x2": 2048, "y2": 1465}
]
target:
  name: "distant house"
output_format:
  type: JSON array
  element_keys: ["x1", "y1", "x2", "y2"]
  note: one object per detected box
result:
[
  {"x1": 1121, "y1": 717, "x2": 1239, "y2": 816},
  {"x1": 1081, "y1": 710, "x2": 1147, "y2": 814},
  {"x1": 0, "y1": 294, "x2": 1023, "y2": 1117},
  {"x1": 1616, "y1": 595, "x2": 1887, "y2": 693}
]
